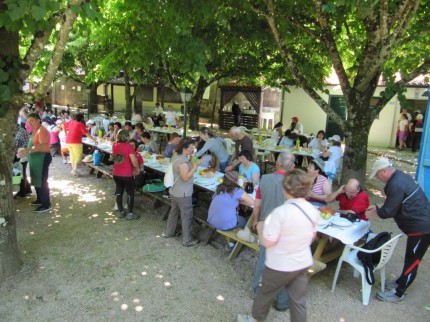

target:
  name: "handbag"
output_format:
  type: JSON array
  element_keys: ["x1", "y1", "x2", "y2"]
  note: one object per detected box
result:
[
  {"x1": 134, "y1": 171, "x2": 146, "y2": 189},
  {"x1": 164, "y1": 158, "x2": 180, "y2": 188},
  {"x1": 142, "y1": 179, "x2": 166, "y2": 193}
]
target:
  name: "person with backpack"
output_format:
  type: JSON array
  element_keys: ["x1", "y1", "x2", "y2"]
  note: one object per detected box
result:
[{"x1": 365, "y1": 158, "x2": 430, "y2": 303}]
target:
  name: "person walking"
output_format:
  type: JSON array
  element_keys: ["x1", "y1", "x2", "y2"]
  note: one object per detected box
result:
[
  {"x1": 251, "y1": 152, "x2": 296, "y2": 312},
  {"x1": 365, "y1": 158, "x2": 430, "y2": 303},
  {"x1": 238, "y1": 169, "x2": 319, "y2": 322},
  {"x1": 65, "y1": 113, "x2": 97, "y2": 176}
]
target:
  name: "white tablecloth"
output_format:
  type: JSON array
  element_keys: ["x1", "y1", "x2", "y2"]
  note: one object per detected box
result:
[{"x1": 317, "y1": 215, "x2": 370, "y2": 245}]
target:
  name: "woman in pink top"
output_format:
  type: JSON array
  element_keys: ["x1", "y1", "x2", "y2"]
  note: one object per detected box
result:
[
  {"x1": 65, "y1": 113, "x2": 97, "y2": 176},
  {"x1": 112, "y1": 130, "x2": 139, "y2": 220},
  {"x1": 306, "y1": 157, "x2": 332, "y2": 206}
]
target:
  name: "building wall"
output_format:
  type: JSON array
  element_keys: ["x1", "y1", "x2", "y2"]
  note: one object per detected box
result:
[
  {"x1": 281, "y1": 85, "x2": 428, "y2": 147},
  {"x1": 52, "y1": 77, "x2": 87, "y2": 107}
]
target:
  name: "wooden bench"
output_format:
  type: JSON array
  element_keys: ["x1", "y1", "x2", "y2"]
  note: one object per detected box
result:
[
  {"x1": 82, "y1": 160, "x2": 114, "y2": 179},
  {"x1": 138, "y1": 190, "x2": 171, "y2": 221}
]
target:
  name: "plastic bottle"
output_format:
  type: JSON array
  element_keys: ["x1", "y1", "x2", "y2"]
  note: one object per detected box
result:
[
  {"x1": 295, "y1": 138, "x2": 300, "y2": 149},
  {"x1": 98, "y1": 129, "x2": 103, "y2": 138},
  {"x1": 93, "y1": 150, "x2": 101, "y2": 166}
]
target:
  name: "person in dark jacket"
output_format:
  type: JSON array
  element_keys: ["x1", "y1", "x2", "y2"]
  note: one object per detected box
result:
[{"x1": 366, "y1": 158, "x2": 430, "y2": 303}]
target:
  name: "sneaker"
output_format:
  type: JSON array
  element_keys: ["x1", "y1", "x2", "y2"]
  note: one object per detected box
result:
[
  {"x1": 62, "y1": 159, "x2": 67, "y2": 164},
  {"x1": 385, "y1": 279, "x2": 399, "y2": 289},
  {"x1": 34, "y1": 205, "x2": 51, "y2": 213},
  {"x1": 71, "y1": 169, "x2": 80, "y2": 177},
  {"x1": 236, "y1": 314, "x2": 253, "y2": 322},
  {"x1": 117, "y1": 210, "x2": 126, "y2": 219},
  {"x1": 30, "y1": 200, "x2": 42, "y2": 206},
  {"x1": 126, "y1": 213, "x2": 140, "y2": 220},
  {"x1": 183, "y1": 239, "x2": 199, "y2": 247},
  {"x1": 376, "y1": 289, "x2": 405, "y2": 303},
  {"x1": 224, "y1": 242, "x2": 235, "y2": 252}
]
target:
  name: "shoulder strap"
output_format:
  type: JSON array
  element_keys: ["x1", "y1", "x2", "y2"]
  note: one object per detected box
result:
[
  {"x1": 290, "y1": 202, "x2": 314, "y2": 225},
  {"x1": 170, "y1": 157, "x2": 182, "y2": 187}
]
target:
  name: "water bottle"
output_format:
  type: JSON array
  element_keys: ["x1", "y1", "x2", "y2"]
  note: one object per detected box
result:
[
  {"x1": 295, "y1": 138, "x2": 300, "y2": 149},
  {"x1": 93, "y1": 150, "x2": 101, "y2": 166},
  {"x1": 98, "y1": 129, "x2": 103, "y2": 138}
]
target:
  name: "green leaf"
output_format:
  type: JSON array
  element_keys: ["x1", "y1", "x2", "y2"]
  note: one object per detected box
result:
[
  {"x1": 31, "y1": 5, "x2": 46, "y2": 21},
  {"x1": 70, "y1": 5, "x2": 81, "y2": 15},
  {"x1": 0, "y1": 69, "x2": 9, "y2": 83},
  {"x1": 8, "y1": 4, "x2": 24, "y2": 22},
  {"x1": 0, "y1": 85, "x2": 12, "y2": 102}
]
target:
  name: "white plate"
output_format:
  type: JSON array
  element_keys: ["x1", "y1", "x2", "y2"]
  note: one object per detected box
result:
[
  {"x1": 331, "y1": 216, "x2": 353, "y2": 227},
  {"x1": 317, "y1": 219, "x2": 330, "y2": 226},
  {"x1": 195, "y1": 178, "x2": 214, "y2": 185}
]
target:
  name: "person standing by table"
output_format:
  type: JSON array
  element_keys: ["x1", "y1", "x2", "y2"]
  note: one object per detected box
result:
[
  {"x1": 251, "y1": 152, "x2": 296, "y2": 312},
  {"x1": 17, "y1": 113, "x2": 52, "y2": 213},
  {"x1": 66, "y1": 113, "x2": 98, "y2": 176},
  {"x1": 365, "y1": 158, "x2": 430, "y2": 303},
  {"x1": 238, "y1": 168, "x2": 319, "y2": 322},
  {"x1": 326, "y1": 178, "x2": 370, "y2": 221},
  {"x1": 112, "y1": 130, "x2": 140, "y2": 220},
  {"x1": 225, "y1": 126, "x2": 253, "y2": 172},
  {"x1": 195, "y1": 127, "x2": 230, "y2": 173},
  {"x1": 164, "y1": 132, "x2": 180, "y2": 158},
  {"x1": 164, "y1": 105, "x2": 178, "y2": 128},
  {"x1": 164, "y1": 138, "x2": 204, "y2": 246},
  {"x1": 232, "y1": 101, "x2": 242, "y2": 126}
]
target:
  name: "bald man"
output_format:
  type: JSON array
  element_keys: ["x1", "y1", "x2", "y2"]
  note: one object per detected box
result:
[{"x1": 326, "y1": 178, "x2": 370, "y2": 220}]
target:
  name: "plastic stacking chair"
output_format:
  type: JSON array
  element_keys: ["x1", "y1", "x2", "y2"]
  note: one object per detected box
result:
[{"x1": 331, "y1": 233, "x2": 403, "y2": 305}]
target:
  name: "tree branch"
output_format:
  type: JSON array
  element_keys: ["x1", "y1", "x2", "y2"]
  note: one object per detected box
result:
[{"x1": 34, "y1": 0, "x2": 86, "y2": 99}]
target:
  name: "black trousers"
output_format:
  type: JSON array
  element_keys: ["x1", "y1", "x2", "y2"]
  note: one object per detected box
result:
[
  {"x1": 411, "y1": 131, "x2": 422, "y2": 153},
  {"x1": 35, "y1": 153, "x2": 52, "y2": 207},
  {"x1": 113, "y1": 175, "x2": 135, "y2": 213},
  {"x1": 233, "y1": 114, "x2": 241, "y2": 126},
  {"x1": 395, "y1": 233, "x2": 430, "y2": 296}
]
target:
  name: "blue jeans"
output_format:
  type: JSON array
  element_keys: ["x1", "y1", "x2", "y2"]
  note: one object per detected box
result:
[
  {"x1": 219, "y1": 156, "x2": 231, "y2": 173},
  {"x1": 252, "y1": 245, "x2": 289, "y2": 309}
]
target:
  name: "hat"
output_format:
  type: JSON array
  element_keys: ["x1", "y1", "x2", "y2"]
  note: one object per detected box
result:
[
  {"x1": 329, "y1": 134, "x2": 341, "y2": 142},
  {"x1": 83, "y1": 155, "x2": 93, "y2": 162},
  {"x1": 55, "y1": 119, "x2": 63, "y2": 125},
  {"x1": 416, "y1": 114, "x2": 423, "y2": 121},
  {"x1": 369, "y1": 158, "x2": 392, "y2": 179},
  {"x1": 311, "y1": 157, "x2": 325, "y2": 172},
  {"x1": 87, "y1": 120, "x2": 95, "y2": 125},
  {"x1": 291, "y1": 116, "x2": 299, "y2": 122}
]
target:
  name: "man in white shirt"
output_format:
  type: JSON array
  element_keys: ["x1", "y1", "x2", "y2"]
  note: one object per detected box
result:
[
  {"x1": 165, "y1": 105, "x2": 178, "y2": 127},
  {"x1": 153, "y1": 102, "x2": 164, "y2": 126},
  {"x1": 290, "y1": 116, "x2": 304, "y2": 135}
]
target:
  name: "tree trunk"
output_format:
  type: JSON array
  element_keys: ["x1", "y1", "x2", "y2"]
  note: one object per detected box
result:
[
  {"x1": 0, "y1": 27, "x2": 23, "y2": 284},
  {"x1": 89, "y1": 83, "x2": 100, "y2": 114},
  {"x1": 188, "y1": 77, "x2": 208, "y2": 130},
  {"x1": 124, "y1": 71, "x2": 133, "y2": 120}
]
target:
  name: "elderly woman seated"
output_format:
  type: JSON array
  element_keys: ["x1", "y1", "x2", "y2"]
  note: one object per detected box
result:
[
  {"x1": 306, "y1": 157, "x2": 332, "y2": 207},
  {"x1": 207, "y1": 171, "x2": 254, "y2": 230},
  {"x1": 238, "y1": 149, "x2": 260, "y2": 185}
]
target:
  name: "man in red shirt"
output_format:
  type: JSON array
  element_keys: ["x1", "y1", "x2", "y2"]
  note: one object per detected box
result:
[{"x1": 327, "y1": 178, "x2": 370, "y2": 220}]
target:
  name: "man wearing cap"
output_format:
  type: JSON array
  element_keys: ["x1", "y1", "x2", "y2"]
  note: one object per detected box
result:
[
  {"x1": 290, "y1": 116, "x2": 304, "y2": 135},
  {"x1": 250, "y1": 152, "x2": 296, "y2": 312},
  {"x1": 365, "y1": 158, "x2": 430, "y2": 303}
]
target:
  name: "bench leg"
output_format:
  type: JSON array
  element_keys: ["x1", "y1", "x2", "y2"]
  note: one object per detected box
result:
[
  {"x1": 96, "y1": 170, "x2": 103, "y2": 178},
  {"x1": 228, "y1": 243, "x2": 244, "y2": 260}
]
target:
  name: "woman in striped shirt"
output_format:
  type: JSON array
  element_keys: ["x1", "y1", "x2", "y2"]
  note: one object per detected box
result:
[{"x1": 306, "y1": 157, "x2": 332, "y2": 206}]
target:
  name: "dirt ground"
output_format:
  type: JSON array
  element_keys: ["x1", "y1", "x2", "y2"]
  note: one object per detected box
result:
[{"x1": 1, "y1": 153, "x2": 429, "y2": 322}]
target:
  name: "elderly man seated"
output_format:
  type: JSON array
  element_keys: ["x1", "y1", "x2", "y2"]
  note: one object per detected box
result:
[{"x1": 326, "y1": 178, "x2": 370, "y2": 220}]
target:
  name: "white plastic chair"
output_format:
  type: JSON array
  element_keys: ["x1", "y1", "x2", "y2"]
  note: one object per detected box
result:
[
  {"x1": 224, "y1": 138, "x2": 235, "y2": 155},
  {"x1": 255, "y1": 138, "x2": 276, "y2": 163},
  {"x1": 331, "y1": 233, "x2": 403, "y2": 305}
]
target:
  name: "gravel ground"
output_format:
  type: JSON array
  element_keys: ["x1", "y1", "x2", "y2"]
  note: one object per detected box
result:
[{"x1": 1, "y1": 150, "x2": 429, "y2": 322}]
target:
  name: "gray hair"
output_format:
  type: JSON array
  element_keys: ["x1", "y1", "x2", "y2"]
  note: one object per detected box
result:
[{"x1": 277, "y1": 152, "x2": 295, "y2": 170}]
